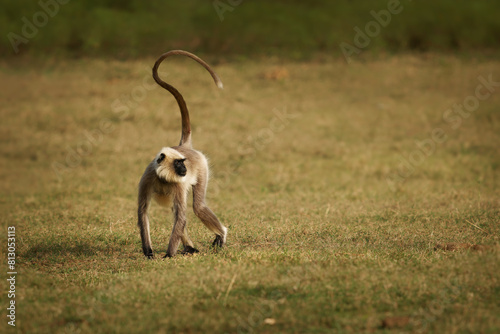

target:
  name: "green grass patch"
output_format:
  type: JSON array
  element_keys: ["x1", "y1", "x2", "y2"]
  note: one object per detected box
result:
[{"x1": 1, "y1": 0, "x2": 500, "y2": 59}]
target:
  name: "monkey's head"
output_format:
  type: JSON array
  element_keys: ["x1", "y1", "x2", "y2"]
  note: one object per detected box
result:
[{"x1": 155, "y1": 147, "x2": 187, "y2": 183}]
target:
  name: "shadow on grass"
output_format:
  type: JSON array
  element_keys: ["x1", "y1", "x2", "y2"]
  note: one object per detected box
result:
[{"x1": 23, "y1": 240, "x2": 121, "y2": 260}]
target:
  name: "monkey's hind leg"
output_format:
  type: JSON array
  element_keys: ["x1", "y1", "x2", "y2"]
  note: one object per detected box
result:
[
  {"x1": 180, "y1": 229, "x2": 199, "y2": 255},
  {"x1": 192, "y1": 183, "x2": 227, "y2": 248}
]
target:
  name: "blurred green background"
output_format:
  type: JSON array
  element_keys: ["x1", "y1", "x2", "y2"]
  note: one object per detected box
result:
[{"x1": 2, "y1": 0, "x2": 500, "y2": 59}]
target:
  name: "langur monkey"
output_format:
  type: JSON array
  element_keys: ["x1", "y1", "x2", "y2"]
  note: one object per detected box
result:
[{"x1": 137, "y1": 50, "x2": 227, "y2": 258}]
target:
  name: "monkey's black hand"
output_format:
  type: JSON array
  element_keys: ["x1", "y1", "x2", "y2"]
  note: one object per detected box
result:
[
  {"x1": 212, "y1": 235, "x2": 224, "y2": 248},
  {"x1": 182, "y1": 246, "x2": 200, "y2": 255}
]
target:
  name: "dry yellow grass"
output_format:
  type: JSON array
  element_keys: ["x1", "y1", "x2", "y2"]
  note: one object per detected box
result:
[{"x1": 0, "y1": 54, "x2": 499, "y2": 333}]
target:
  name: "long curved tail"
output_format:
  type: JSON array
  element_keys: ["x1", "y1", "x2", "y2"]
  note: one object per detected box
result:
[{"x1": 152, "y1": 50, "x2": 223, "y2": 148}]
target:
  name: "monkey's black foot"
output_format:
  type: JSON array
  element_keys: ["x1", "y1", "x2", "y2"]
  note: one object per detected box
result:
[
  {"x1": 163, "y1": 253, "x2": 173, "y2": 259},
  {"x1": 143, "y1": 248, "x2": 154, "y2": 259},
  {"x1": 212, "y1": 235, "x2": 224, "y2": 248},
  {"x1": 181, "y1": 246, "x2": 200, "y2": 255}
]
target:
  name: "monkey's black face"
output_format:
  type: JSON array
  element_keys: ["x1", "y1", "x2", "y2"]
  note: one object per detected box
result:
[{"x1": 173, "y1": 159, "x2": 187, "y2": 177}]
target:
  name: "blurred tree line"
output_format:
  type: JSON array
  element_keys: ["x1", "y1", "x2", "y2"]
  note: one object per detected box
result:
[{"x1": 2, "y1": 0, "x2": 499, "y2": 59}]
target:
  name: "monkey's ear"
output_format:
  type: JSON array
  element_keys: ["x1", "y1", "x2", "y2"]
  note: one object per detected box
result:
[{"x1": 157, "y1": 153, "x2": 166, "y2": 164}]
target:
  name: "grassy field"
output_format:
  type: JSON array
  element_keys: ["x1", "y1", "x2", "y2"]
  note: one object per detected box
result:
[{"x1": 0, "y1": 54, "x2": 499, "y2": 333}]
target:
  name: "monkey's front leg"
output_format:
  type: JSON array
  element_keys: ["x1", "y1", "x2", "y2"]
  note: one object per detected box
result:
[
  {"x1": 164, "y1": 195, "x2": 188, "y2": 258},
  {"x1": 138, "y1": 183, "x2": 154, "y2": 258},
  {"x1": 138, "y1": 208, "x2": 154, "y2": 259}
]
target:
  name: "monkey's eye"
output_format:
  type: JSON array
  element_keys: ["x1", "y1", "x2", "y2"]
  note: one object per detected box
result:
[
  {"x1": 174, "y1": 159, "x2": 186, "y2": 166},
  {"x1": 157, "y1": 153, "x2": 166, "y2": 164}
]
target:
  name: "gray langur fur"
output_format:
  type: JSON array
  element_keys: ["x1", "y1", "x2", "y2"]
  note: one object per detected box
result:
[{"x1": 137, "y1": 50, "x2": 227, "y2": 259}]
